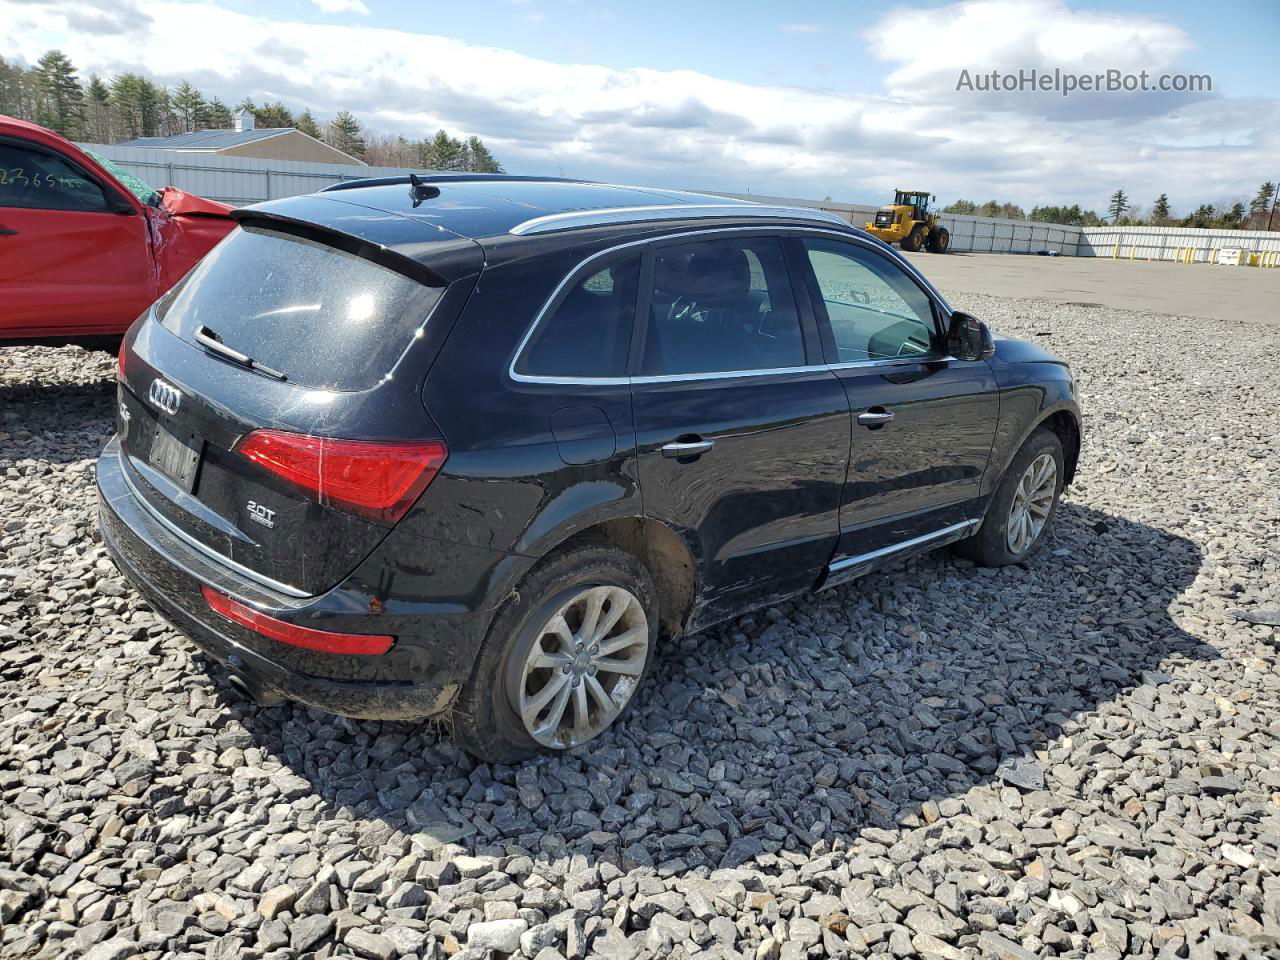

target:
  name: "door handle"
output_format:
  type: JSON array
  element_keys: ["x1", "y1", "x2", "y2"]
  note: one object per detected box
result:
[
  {"x1": 857, "y1": 407, "x2": 895, "y2": 428},
  {"x1": 661, "y1": 438, "x2": 715, "y2": 458},
  {"x1": 0, "y1": 227, "x2": 17, "y2": 237}
]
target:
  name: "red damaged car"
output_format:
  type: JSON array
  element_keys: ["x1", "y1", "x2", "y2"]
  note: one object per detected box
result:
[{"x1": 1, "y1": 115, "x2": 235, "y2": 346}]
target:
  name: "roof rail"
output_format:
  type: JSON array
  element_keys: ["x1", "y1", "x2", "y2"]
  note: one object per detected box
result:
[
  {"x1": 320, "y1": 173, "x2": 584, "y2": 193},
  {"x1": 508, "y1": 204, "x2": 853, "y2": 236}
]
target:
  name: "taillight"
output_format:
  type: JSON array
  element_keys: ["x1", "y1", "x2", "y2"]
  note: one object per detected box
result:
[
  {"x1": 117, "y1": 339, "x2": 127, "y2": 381},
  {"x1": 234, "y1": 431, "x2": 447, "y2": 524},
  {"x1": 202, "y1": 585, "x2": 393, "y2": 655}
]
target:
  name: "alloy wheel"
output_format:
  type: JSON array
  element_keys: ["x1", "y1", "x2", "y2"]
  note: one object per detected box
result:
[
  {"x1": 1006, "y1": 452, "x2": 1057, "y2": 555},
  {"x1": 512, "y1": 585, "x2": 649, "y2": 749}
]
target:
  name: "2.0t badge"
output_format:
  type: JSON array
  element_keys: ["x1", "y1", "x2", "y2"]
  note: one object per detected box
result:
[{"x1": 246, "y1": 501, "x2": 276, "y2": 529}]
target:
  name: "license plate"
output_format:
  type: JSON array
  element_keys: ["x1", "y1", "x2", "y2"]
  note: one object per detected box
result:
[{"x1": 148, "y1": 425, "x2": 202, "y2": 493}]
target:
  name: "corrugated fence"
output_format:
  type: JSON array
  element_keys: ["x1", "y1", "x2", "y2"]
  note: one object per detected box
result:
[
  {"x1": 81, "y1": 142, "x2": 409, "y2": 206},
  {"x1": 83, "y1": 144, "x2": 1279, "y2": 259},
  {"x1": 1077, "y1": 226, "x2": 1280, "y2": 261}
]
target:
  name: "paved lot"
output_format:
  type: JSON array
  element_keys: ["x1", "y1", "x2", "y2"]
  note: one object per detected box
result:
[
  {"x1": 904, "y1": 252, "x2": 1280, "y2": 326},
  {"x1": 1, "y1": 283, "x2": 1278, "y2": 960}
]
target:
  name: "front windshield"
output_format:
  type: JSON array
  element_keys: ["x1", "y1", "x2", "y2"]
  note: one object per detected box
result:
[{"x1": 85, "y1": 150, "x2": 161, "y2": 207}]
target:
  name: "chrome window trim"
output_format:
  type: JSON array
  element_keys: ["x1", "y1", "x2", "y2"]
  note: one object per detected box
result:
[
  {"x1": 827, "y1": 355, "x2": 960, "y2": 371},
  {"x1": 633, "y1": 364, "x2": 821, "y2": 385},
  {"x1": 506, "y1": 225, "x2": 960, "y2": 386},
  {"x1": 121, "y1": 457, "x2": 313, "y2": 599},
  {"x1": 510, "y1": 224, "x2": 957, "y2": 386},
  {"x1": 508, "y1": 204, "x2": 852, "y2": 236}
]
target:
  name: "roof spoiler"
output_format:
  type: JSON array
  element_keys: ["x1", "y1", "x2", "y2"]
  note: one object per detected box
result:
[
  {"x1": 320, "y1": 173, "x2": 586, "y2": 193},
  {"x1": 230, "y1": 208, "x2": 449, "y2": 287}
]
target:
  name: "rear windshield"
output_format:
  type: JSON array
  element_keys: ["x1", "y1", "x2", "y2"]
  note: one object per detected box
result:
[{"x1": 158, "y1": 224, "x2": 443, "y2": 391}]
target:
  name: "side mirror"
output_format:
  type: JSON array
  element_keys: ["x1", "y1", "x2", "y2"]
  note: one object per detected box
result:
[{"x1": 947, "y1": 311, "x2": 995, "y2": 361}]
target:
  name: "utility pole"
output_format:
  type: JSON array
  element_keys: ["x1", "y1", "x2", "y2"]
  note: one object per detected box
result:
[{"x1": 1269, "y1": 180, "x2": 1278, "y2": 231}]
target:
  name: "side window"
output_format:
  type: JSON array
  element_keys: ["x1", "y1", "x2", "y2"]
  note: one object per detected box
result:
[
  {"x1": 641, "y1": 236, "x2": 804, "y2": 376},
  {"x1": 803, "y1": 239, "x2": 940, "y2": 362},
  {"x1": 0, "y1": 142, "x2": 111, "y2": 213},
  {"x1": 517, "y1": 254, "x2": 640, "y2": 378}
]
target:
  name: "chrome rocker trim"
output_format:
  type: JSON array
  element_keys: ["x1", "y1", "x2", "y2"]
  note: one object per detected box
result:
[{"x1": 819, "y1": 519, "x2": 981, "y2": 591}]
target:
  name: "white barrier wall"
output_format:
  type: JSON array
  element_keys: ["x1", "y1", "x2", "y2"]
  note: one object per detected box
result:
[
  {"x1": 82, "y1": 144, "x2": 1276, "y2": 258},
  {"x1": 1078, "y1": 226, "x2": 1280, "y2": 261}
]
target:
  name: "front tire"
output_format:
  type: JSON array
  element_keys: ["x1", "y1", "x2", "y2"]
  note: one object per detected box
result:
[
  {"x1": 957, "y1": 429, "x2": 1064, "y2": 566},
  {"x1": 901, "y1": 225, "x2": 925, "y2": 252},
  {"x1": 450, "y1": 544, "x2": 658, "y2": 763}
]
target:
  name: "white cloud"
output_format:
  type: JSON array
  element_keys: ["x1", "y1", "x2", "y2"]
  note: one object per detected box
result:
[
  {"x1": 782, "y1": 22, "x2": 824, "y2": 34},
  {"x1": 309, "y1": 0, "x2": 370, "y2": 15},
  {"x1": 866, "y1": 0, "x2": 1191, "y2": 106},
  {"x1": 0, "y1": 0, "x2": 1272, "y2": 212}
]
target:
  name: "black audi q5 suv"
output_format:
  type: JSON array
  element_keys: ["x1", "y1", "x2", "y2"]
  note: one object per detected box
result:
[{"x1": 97, "y1": 174, "x2": 1081, "y2": 761}]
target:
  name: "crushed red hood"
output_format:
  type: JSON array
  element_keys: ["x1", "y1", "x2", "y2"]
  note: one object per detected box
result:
[
  {"x1": 150, "y1": 189, "x2": 237, "y2": 290},
  {"x1": 160, "y1": 187, "x2": 234, "y2": 218}
]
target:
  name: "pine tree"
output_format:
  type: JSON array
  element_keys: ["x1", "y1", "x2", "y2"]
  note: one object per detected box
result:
[
  {"x1": 204, "y1": 98, "x2": 234, "y2": 129},
  {"x1": 1107, "y1": 189, "x2": 1129, "y2": 222},
  {"x1": 326, "y1": 110, "x2": 365, "y2": 159},
  {"x1": 1151, "y1": 193, "x2": 1170, "y2": 223},
  {"x1": 420, "y1": 129, "x2": 464, "y2": 170},
  {"x1": 83, "y1": 75, "x2": 113, "y2": 142},
  {"x1": 463, "y1": 135, "x2": 503, "y2": 173},
  {"x1": 35, "y1": 50, "x2": 85, "y2": 138},
  {"x1": 111, "y1": 73, "x2": 167, "y2": 138},
  {"x1": 1250, "y1": 182, "x2": 1276, "y2": 219},
  {"x1": 295, "y1": 109, "x2": 322, "y2": 139},
  {"x1": 171, "y1": 80, "x2": 206, "y2": 132},
  {"x1": 1182, "y1": 204, "x2": 1216, "y2": 228},
  {"x1": 254, "y1": 100, "x2": 294, "y2": 128},
  {"x1": 0, "y1": 56, "x2": 27, "y2": 118}
]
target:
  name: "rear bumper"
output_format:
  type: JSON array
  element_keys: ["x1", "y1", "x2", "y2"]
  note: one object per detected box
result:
[{"x1": 96, "y1": 436, "x2": 468, "y2": 720}]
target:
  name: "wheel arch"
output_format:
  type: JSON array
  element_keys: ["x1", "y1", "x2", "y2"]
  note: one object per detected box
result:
[
  {"x1": 1039, "y1": 408, "x2": 1081, "y2": 486},
  {"x1": 538, "y1": 517, "x2": 698, "y2": 641}
]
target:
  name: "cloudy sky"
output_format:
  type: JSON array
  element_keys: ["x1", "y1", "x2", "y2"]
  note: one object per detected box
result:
[{"x1": 3, "y1": 0, "x2": 1277, "y2": 214}]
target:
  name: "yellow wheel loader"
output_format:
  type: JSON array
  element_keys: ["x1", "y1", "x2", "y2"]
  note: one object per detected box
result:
[{"x1": 864, "y1": 189, "x2": 950, "y2": 253}]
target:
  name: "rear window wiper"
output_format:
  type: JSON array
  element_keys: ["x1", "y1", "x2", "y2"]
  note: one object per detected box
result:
[{"x1": 194, "y1": 325, "x2": 287, "y2": 381}]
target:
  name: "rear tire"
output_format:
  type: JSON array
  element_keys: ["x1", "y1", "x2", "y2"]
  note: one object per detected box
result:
[
  {"x1": 927, "y1": 227, "x2": 950, "y2": 253},
  {"x1": 450, "y1": 544, "x2": 658, "y2": 763},
  {"x1": 901, "y1": 225, "x2": 925, "y2": 252},
  {"x1": 956, "y1": 429, "x2": 1064, "y2": 567}
]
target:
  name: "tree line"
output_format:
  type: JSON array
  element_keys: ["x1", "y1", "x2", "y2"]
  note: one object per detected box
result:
[
  {"x1": 942, "y1": 183, "x2": 1278, "y2": 231},
  {"x1": 0, "y1": 49, "x2": 503, "y2": 172}
]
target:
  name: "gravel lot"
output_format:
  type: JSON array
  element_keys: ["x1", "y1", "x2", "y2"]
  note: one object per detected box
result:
[{"x1": 2, "y1": 293, "x2": 1278, "y2": 960}]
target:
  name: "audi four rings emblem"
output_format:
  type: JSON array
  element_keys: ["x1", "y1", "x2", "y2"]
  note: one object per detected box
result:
[{"x1": 148, "y1": 378, "x2": 182, "y2": 415}]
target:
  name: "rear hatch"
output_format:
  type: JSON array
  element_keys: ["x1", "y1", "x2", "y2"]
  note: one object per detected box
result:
[{"x1": 117, "y1": 198, "x2": 482, "y2": 595}]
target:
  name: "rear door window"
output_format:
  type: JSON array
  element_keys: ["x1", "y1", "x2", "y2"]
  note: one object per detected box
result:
[
  {"x1": 158, "y1": 224, "x2": 443, "y2": 391},
  {"x1": 640, "y1": 236, "x2": 805, "y2": 376},
  {"x1": 516, "y1": 254, "x2": 640, "y2": 378}
]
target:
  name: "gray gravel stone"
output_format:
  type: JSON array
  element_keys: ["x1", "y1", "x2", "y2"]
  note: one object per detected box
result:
[
  {"x1": 3, "y1": 301, "x2": 1280, "y2": 960},
  {"x1": 344, "y1": 927, "x2": 396, "y2": 960},
  {"x1": 467, "y1": 917, "x2": 528, "y2": 952}
]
